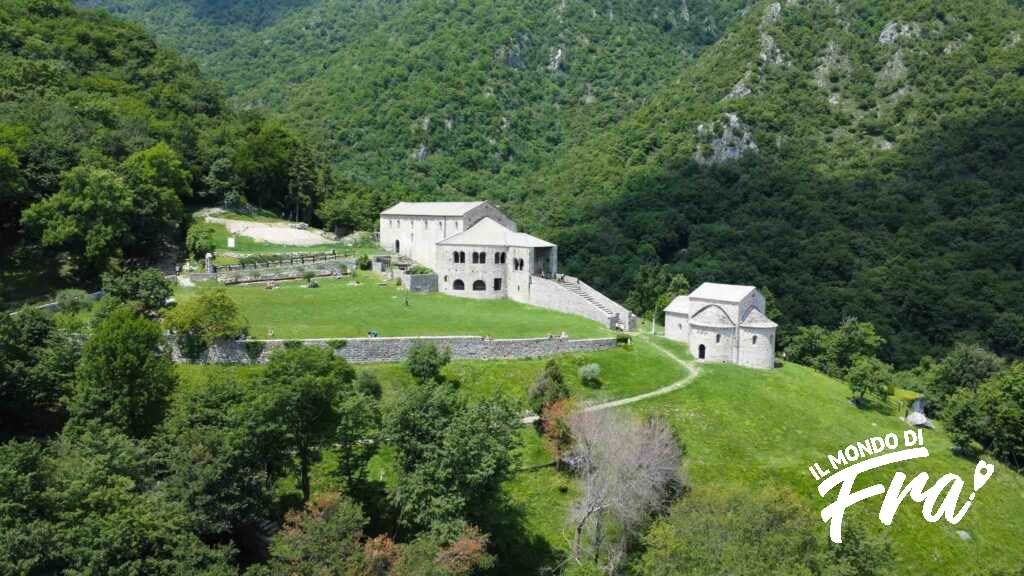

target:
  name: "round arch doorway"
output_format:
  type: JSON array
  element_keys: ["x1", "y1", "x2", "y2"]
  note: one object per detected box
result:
[{"x1": 698, "y1": 344, "x2": 706, "y2": 360}]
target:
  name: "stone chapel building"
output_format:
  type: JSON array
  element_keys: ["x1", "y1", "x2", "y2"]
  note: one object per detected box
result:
[
  {"x1": 663, "y1": 282, "x2": 777, "y2": 369},
  {"x1": 379, "y1": 201, "x2": 637, "y2": 330}
]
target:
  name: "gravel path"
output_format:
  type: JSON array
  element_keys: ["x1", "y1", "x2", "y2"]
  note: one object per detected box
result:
[
  {"x1": 521, "y1": 335, "x2": 699, "y2": 424},
  {"x1": 202, "y1": 208, "x2": 337, "y2": 246}
]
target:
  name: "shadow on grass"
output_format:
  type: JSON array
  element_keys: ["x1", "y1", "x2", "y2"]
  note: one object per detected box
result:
[{"x1": 474, "y1": 491, "x2": 563, "y2": 576}]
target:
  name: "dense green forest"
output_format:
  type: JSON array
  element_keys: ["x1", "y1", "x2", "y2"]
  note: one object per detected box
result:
[
  {"x1": 523, "y1": 0, "x2": 1024, "y2": 367},
  {"x1": 75, "y1": 0, "x2": 1024, "y2": 367},
  {"x1": 82, "y1": 0, "x2": 751, "y2": 197},
  {"x1": 0, "y1": 0, "x2": 340, "y2": 292}
]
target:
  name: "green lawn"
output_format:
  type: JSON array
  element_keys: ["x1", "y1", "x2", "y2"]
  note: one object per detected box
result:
[
  {"x1": 355, "y1": 337, "x2": 683, "y2": 407},
  {"x1": 176, "y1": 274, "x2": 611, "y2": 340}
]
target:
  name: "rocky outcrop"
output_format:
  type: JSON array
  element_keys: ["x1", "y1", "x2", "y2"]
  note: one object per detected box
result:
[
  {"x1": 548, "y1": 46, "x2": 566, "y2": 72},
  {"x1": 695, "y1": 113, "x2": 758, "y2": 166},
  {"x1": 814, "y1": 40, "x2": 849, "y2": 88},
  {"x1": 724, "y1": 72, "x2": 753, "y2": 100},
  {"x1": 879, "y1": 21, "x2": 920, "y2": 45},
  {"x1": 877, "y1": 49, "x2": 907, "y2": 85}
]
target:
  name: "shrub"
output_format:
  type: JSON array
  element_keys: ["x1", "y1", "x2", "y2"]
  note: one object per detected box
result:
[
  {"x1": 102, "y1": 268, "x2": 173, "y2": 315},
  {"x1": 579, "y1": 363, "x2": 602, "y2": 388},
  {"x1": 56, "y1": 289, "x2": 91, "y2": 314},
  {"x1": 407, "y1": 265, "x2": 433, "y2": 275},
  {"x1": 357, "y1": 254, "x2": 371, "y2": 270},
  {"x1": 528, "y1": 359, "x2": 569, "y2": 415},
  {"x1": 328, "y1": 339, "x2": 348, "y2": 350},
  {"x1": 283, "y1": 340, "x2": 304, "y2": 349},
  {"x1": 355, "y1": 371, "x2": 382, "y2": 399},
  {"x1": 164, "y1": 286, "x2": 247, "y2": 348},
  {"x1": 615, "y1": 333, "x2": 631, "y2": 345},
  {"x1": 244, "y1": 340, "x2": 265, "y2": 363},
  {"x1": 405, "y1": 342, "x2": 451, "y2": 385},
  {"x1": 185, "y1": 222, "x2": 217, "y2": 261},
  {"x1": 303, "y1": 270, "x2": 316, "y2": 285}
]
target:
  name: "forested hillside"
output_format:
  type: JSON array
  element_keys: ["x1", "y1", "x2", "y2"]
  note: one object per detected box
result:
[
  {"x1": 80, "y1": 0, "x2": 751, "y2": 198},
  {"x1": 0, "y1": 0, "x2": 338, "y2": 295},
  {"x1": 520, "y1": 0, "x2": 1024, "y2": 366}
]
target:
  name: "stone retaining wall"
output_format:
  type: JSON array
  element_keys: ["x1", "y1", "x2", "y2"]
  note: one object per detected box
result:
[
  {"x1": 401, "y1": 273, "x2": 438, "y2": 293},
  {"x1": 170, "y1": 335, "x2": 617, "y2": 365}
]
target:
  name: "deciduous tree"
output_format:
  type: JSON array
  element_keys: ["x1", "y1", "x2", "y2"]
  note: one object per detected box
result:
[
  {"x1": 71, "y1": 305, "x2": 176, "y2": 438},
  {"x1": 258, "y1": 346, "x2": 355, "y2": 502}
]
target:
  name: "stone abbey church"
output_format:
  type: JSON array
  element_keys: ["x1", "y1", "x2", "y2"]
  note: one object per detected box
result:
[
  {"x1": 379, "y1": 201, "x2": 775, "y2": 367},
  {"x1": 379, "y1": 201, "x2": 637, "y2": 331},
  {"x1": 663, "y1": 283, "x2": 777, "y2": 369}
]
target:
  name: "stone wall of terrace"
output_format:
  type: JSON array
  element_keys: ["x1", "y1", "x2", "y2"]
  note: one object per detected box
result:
[{"x1": 170, "y1": 335, "x2": 618, "y2": 365}]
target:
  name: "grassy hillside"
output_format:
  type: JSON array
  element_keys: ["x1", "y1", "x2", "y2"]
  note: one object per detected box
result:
[
  {"x1": 496, "y1": 347, "x2": 1024, "y2": 574},
  {"x1": 177, "y1": 339, "x2": 1024, "y2": 574}
]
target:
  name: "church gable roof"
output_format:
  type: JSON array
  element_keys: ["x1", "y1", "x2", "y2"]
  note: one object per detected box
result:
[
  {"x1": 664, "y1": 295, "x2": 690, "y2": 315},
  {"x1": 381, "y1": 201, "x2": 487, "y2": 217},
  {"x1": 689, "y1": 282, "x2": 757, "y2": 303},
  {"x1": 741, "y1": 307, "x2": 778, "y2": 328},
  {"x1": 438, "y1": 217, "x2": 554, "y2": 248},
  {"x1": 689, "y1": 305, "x2": 735, "y2": 328}
]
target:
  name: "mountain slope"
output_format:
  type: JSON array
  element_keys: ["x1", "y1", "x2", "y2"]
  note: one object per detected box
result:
[
  {"x1": 80, "y1": 0, "x2": 751, "y2": 198},
  {"x1": 0, "y1": 0, "x2": 233, "y2": 278},
  {"x1": 522, "y1": 0, "x2": 1024, "y2": 365}
]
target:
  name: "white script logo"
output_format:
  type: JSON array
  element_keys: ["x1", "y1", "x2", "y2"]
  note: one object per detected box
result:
[{"x1": 807, "y1": 430, "x2": 995, "y2": 543}]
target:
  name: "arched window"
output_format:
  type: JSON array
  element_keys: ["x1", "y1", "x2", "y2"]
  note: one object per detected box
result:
[
  {"x1": 472, "y1": 280, "x2": 486, "y2": 291},
  {"x1": 480, "y1": 252, "x2": 487, "y2": 264},
  {"x1": 472, "y1": 252, "x2": 479, "y2": 264},
  {"x1": 459, "y1": 251, "x2": 466, "y2": 263},
  {"x1": 453, "y1": 279, "x2": 465, "y2": 291},
  {"x1": 753, "y1": 335, "x2": 758, "y2": 344},
  {"x1": 493, "y1": 278, "x2": 502, "y2": 291},
  {"x1": 715, "y1": 334, "x2": 721, "y2": 344}
]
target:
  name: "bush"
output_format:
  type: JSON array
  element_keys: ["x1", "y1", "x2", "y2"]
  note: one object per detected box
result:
[
  {"x1": 283, "y1": 340, "x2": 304, "y2": 349},
  {"x1": 405, "y1": 342, "x2": 451, "y2": 385},
  {"x1": 579, "y1": 363, "x2": 602, "y2": 388},
  {"x1": 56, "y1": 289, "x2": 91, "y2": 314},
  {"x1": 357, "y1": 254, "x2": 371, "y2": 270},
  {"x1": 328, "y1": 339, "x2": 347, "y2": 350},
  {"x1": 528, "y1": 359, "x2": 569, "y2": 415},
  {"x1": 303, "y1": 270, "x2": 316, "y2": 285},
  {"x1": 355, "y1": 371, "x2": 382, "y2": 399},
  {"x1": 244, "y1": 340, "x2": 265, "y2": 363},
  {"x1": 164, "y1": 286, "x2": 247, "y2": 349},
  {"x1": 407, "y1": 265, "x2": 433, "y2": 275},
  {"x1": 101, "y1": 268, "x2": 173, "y2": 315},
  {"x1": 185, "y1": 222, "x2": 217, "y2": 261}
]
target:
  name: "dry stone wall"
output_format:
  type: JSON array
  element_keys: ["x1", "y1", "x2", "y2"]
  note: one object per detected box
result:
[{"x1": 170, "y1": 335, "x2": 617, "y2": 365}]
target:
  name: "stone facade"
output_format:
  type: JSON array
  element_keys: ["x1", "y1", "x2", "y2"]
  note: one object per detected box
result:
[
  {"x1": 663, "y1": 282, "x2": 777, "y2": 369},
  {"x1": 379, "y1": 202, "x2": 516, "y2": 270},
  {"x1": 379, "y1": 201, "x2": 638, "y2": 331},
  {"x1": 170, "y1": 335, "x2": 618, "y2": 365},
  {"x1": 401, "y1": 273, "x2": 438, "y2": 293}
]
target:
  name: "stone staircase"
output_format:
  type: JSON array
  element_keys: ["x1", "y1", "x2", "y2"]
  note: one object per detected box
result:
[{"x1": 557, "y1": 277, "x2": 620, "y2": 327}]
